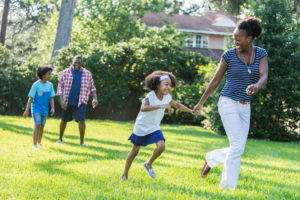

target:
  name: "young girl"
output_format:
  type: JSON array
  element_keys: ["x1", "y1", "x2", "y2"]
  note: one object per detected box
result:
[
  {"x1": 120, "y1": 71, "x2": 196, "y2": 180},
  {"x1": 23, "y1": 65, "x2": 55, "y2": 149}
]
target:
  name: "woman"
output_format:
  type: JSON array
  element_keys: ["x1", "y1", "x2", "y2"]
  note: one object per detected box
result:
[{"x1": 193, "y1": 17, "x2": 268, "y2": 190}]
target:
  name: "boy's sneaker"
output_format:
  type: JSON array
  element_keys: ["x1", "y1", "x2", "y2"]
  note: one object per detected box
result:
[
  {"x1": 56, "y1": 139, "x2": 63, "y2": 143},
  {"x1": 32, "y1": 145, "x2": 38, "y2": 149},
  {"x1": 80, "y1": 143, "x2": 87, "y2": 147},
  {"x1": 37, "y1": 143, "x2": 42, "y2": 146},
  {"x1": 143, "y1": 162, "x2": 156, "y2": 179}
]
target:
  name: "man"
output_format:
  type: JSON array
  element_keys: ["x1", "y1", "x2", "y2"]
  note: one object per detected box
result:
[{"x1": 56, "y1": 55, "x2": 98, "y2": 146}]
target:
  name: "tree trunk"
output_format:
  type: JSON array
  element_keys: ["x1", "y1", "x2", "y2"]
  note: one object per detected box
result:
[
  {"x1": 295, "y1": 0, "x2": 300, "y2": 16},
  {"x1": 51, "y1": 0, "x2": 77, "y2": 59},
  {"x1": 0, "y1": 0, "x2": 10, "y2": 45}
]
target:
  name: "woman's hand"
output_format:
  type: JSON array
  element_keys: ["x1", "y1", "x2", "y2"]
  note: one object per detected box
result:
[
  {"x1": 193, "y1": 104, "x2": 203, "y2": 114},
  {"x1": 246, "y1": 84, "x2": 259, "y2": 95}
]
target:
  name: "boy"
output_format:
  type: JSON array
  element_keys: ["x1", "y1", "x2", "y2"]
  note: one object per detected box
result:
[{"x1": 23, "y1": 65, "x2": 55, "y2": 149}]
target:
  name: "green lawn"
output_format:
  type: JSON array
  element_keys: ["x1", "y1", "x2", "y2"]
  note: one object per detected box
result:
[{"x1": 0, "y1": 115, "x2": 299, "y2": 200}]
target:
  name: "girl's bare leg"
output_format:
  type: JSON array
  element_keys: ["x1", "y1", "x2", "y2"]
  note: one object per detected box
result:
[
  {"x1": 146, "y1": 140, "x2": 165, "y2": 169},
  {"x1": 122, "y1": 145, "x2": 140, "y2": 179}
]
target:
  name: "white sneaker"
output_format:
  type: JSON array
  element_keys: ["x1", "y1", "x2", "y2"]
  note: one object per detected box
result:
[
  {"x1": 119, "y1": 174, "x2": 127, "y2": 181},
  {"x1": 80, "y1": 143, "x2": 87, "y2": 147},
  {"x1": 56, "y1": 139, "x2": 63, "y2": 143},
  {"x1": 143, "y1": 162, "x2": 156, "y2": 178},
  {"x1": 37, "y1": 143, "x2": 42, "y2": 146},
  {"x1": 32, "y1": 145, "x2": 38, "y2": 149}
]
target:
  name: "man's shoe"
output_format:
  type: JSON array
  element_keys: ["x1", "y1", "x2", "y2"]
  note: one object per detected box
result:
[
  {"x1": 57, "y1": 139, "x2": 63, "y2": 143},
  {"x1": 201, "y1": 160, "x2": 211, "y2": 178},
  {"x1": 119, "y1": 174, "x2": 128, "y2": 180}
]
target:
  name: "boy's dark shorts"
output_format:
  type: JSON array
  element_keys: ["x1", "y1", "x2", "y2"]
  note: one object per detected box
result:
[{"x1": 61, "y1": 104, "x2": 86, "y2": 122}]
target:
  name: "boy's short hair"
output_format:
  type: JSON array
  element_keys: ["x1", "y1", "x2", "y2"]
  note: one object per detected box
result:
[
  {"x1": 37, "y1": 65, "x2": 53, "y2": 79},
  {"x1": 145, "y1": 71, "x2": 177, "y2": 91}
]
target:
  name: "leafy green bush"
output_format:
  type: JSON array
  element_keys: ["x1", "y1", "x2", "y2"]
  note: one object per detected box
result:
[
  {"x1": 246, "y1": 0, "x2": 300, "y2": 141},
  {"x1": 0, "y1": 44, "x2": 11, "y2": 69},
  {"x1": 0, "y1": 63, "x2": 37, "y2": 114},
  {"x1": 0, "y1": 47, "x2": 59, "y2": 115},
  {"x1": 54, "y1": 29, "x2": 209, "y2": 121}
]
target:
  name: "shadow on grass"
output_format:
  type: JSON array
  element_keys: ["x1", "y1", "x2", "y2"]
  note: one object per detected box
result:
[
  {"x1": 1, "y1": 120, "x2": 298, "y2": 199},
  {"x1": 242, "y1": 160, "x2": 300, "y2": 176},
  {"x1": 0, "y1": 120, "x2": 33, "y2": 136},
  {"x1": 238, "y1": 171, "x2": 299, "y2": 198},
  {"x1": 0, "y1": 120, "x2": 210, "y2": 160},
  {"x1": 162, "y1": 125, "x2": 221, "y2": 139},
  {"x1": 1, "y1": 120, "x2": 299, "y2": 173}
]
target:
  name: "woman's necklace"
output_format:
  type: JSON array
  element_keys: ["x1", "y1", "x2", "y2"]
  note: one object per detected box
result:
[{"x1": 241, "y1": 47, "x2": 253, "y2": 74}]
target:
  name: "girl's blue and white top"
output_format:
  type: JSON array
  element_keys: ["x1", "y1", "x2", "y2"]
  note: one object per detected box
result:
[
  {"x1": 133, "y1": 91, "x2": 172, "y2": 136},
  {"x1": 220, "y1": 47, "x2": 268, "y2": 102}
]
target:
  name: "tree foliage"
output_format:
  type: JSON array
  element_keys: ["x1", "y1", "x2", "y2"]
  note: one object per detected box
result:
[
  {"x1": 53, "y1": 26, "x2": 209, "y2": 121},
  {"x1": 246, "y1": 0, "x2": 300, "y2": 141},
  {"x1": 0, "y1": 0, "x2": 57, "y2": 58}
]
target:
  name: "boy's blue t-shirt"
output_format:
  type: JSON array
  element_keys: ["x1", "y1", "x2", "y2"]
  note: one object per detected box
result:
[{"x1": 28, "y1": 80, "x2": 55, "y2": 116}]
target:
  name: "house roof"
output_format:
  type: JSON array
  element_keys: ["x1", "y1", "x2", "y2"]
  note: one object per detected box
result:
[{"x1": 141, "y1": 12, "x2": 238, "y2": 36}]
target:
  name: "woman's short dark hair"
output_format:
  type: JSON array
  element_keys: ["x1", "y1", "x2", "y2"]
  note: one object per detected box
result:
[
  {"x1": 37, "y1": 65, "x2": 53, "y2": 79},
  {"x1": 237, "y1": 17, "x2": 262, "y2": 39},
  {"x1": 145, "y1": 71, "x2": 177, "y2": 91}
]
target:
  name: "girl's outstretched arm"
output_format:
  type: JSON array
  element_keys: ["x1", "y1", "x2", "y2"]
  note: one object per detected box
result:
[
  {"x1": 140, "y1": 98, "x2": 171, "y2": 112},
  {"x1": 23, "y1": 97, "x2": 33, "y2": 118},
  {"x1": 170, "y1": 100, "x2": 193, "y2": 114}
]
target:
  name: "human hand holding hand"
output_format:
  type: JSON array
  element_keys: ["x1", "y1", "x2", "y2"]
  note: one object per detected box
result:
[
  {"x1": 192, "y1": 109, "x2": 201, "y2": 115},
  {"x1": 192, "y1": 103, "x2": 203, "y2": 115},
  {"x1": 188, "y1": 108, "x2": 200, "y2": 115},
  {"x1": 246, "y1": 84, "x2": 259, "y2": 95}
]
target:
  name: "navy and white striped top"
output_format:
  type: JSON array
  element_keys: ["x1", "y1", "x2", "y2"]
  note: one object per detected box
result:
[{"x1": 220, "y1": 46, "x2": 268, "y2": 102}]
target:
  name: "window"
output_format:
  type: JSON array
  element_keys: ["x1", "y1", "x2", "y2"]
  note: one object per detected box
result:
[
  {"x1": 186, "y1": 35, "x2": 209, "y2": 48},
  {"x1": 185, "y1": 35, "x2": 193, "y2": 47},
  {"x1": 202, "y1": 36, "x2": 209, "y2": 48},
  {"x1": 196, "y1": 36, "x2": 202, "y2": 48}
]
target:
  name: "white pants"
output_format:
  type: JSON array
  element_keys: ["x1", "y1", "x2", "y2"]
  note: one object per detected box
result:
[{"x1": 206, "y1": 96, "x2": 250, "y2": 189}]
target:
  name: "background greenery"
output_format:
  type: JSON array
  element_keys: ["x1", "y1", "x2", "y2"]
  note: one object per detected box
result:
[{"x1": 0, "y1": 0, "x2": 299, "y2": 141}]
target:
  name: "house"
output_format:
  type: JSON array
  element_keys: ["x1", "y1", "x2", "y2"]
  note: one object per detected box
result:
[{"x1": 141, "y1": 12, "x2": 239, "y2": 61}]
